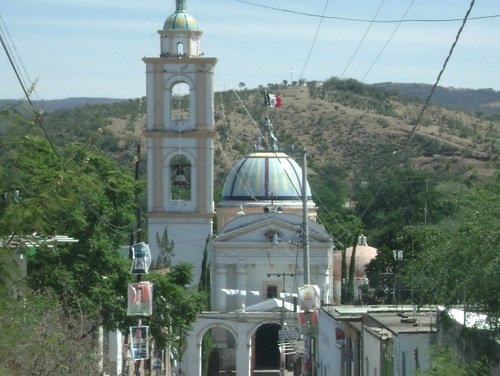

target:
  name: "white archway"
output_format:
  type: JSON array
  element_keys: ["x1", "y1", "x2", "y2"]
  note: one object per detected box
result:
[{"x1": 182, "y1": 312, "x2": 288, "y2": 376}]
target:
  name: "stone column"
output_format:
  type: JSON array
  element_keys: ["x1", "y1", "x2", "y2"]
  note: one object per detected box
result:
[
  {"x1": 236, "y1": 264, "x2": 247, "y2": 309},
  {"x1": 182, "y1": 329, "x2": 201, "y2": 376},
  {"x1": 236, "y1": 323, "x2": 252, "y2": 376},
  {"x1": 215, "y1": 263, "x2": 227, "y2": 311}
]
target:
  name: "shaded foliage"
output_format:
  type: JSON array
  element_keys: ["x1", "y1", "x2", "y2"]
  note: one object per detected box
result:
[{"x1": 0, "y1": 289, "x2": 102, "y2": 376}]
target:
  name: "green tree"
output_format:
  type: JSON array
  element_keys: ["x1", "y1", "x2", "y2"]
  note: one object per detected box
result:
[
  {"x1": 0, "y1": 289, "x2": 102, "y2": 376},
  {"x1": 414, "y1": 346, "x2": 490, "y2": 376},
  {"x1": 410, "y1": 174, "x2": 500, "y2": 332},
  {"x1": 354, "y1": 167, "x2": 444, "y2": 247},
  {"x1": 0, "y1": 133, "x2": 136, "y2": 334},
  {"x1": 146, "y1": 263, "x2": 206, "y2": 357}
]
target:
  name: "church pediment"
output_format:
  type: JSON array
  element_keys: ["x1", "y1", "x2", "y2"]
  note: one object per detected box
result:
[{"x1": 214, "y1": 212, "x2": 331, "y2": 245}]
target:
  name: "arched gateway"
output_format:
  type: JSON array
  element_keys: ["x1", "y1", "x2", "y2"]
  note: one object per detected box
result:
[{"x1": 183, "y1": 311, "x2": 289, "y2": 376}]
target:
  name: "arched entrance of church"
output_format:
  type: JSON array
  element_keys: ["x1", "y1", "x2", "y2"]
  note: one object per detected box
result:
[
  {"x1": 253, "y1": 323, "x2": 280, "y2": 372},
  {"x1": 201, "y1": 326, "x2": 237, "y2": 375}
]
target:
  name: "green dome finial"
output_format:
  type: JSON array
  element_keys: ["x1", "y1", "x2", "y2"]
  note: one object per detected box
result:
[
  {"x1": 176, "y1": 0, "x2": 186, "y2": 12},
  {"x1": 164, "y1": 0, "x2": 198, "y2": 30}
]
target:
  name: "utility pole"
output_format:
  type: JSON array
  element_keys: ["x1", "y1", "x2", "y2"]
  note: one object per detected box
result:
[
  {"x1": 268, "y1": 272, "x2": 295, "y2": 376},
  {"x1": 301, "y1": 150, "x2": 314, "y2": 376},
  {"x1": 302, "y1": 150, "x2": 310, "y2": 286}
]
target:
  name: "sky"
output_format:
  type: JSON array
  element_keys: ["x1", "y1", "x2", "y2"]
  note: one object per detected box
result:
[{"x1": 1, "y1": 0, "x2": 499, "y2": 100}]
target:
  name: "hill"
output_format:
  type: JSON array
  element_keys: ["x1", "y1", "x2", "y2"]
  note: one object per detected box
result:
[
  {"x1": 6, "y1": 80, "x2": 499, "y2": 189},
  {"x1": 373, "y1": 82, "x2": 500, "y2": 115},
  {"x1": 210, "y1": 81, "x2": 499, "y2": 186},
  {"x1": 0, "y1": 97, "x2": 126, "y2": 113}
]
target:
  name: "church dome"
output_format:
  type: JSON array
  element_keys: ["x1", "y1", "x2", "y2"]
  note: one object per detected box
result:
[
  {"x1": 164, "y1": 1, "x2": 198, "y2": 30},
  {"x1": 221, "y1": 151, "x2": 311, "y2": 201},
  {"x1": 333, "y1": 235, "x2": 378, "y2": 280},
  {"x1": 164, "y1": 11, "x2": 198, "y2": 31}
]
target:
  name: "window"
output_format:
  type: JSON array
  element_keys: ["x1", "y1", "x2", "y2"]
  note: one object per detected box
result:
[
  {"x1": 266, "y1": 285, "x2": 278, "y2": 299},
  {"x1": 171, "y1": 82, "x2": 190, "y2": 121},
  {"x1": 176, "y1": 41, "x2": 184, "y2": 56},
  {"x1": 170, "y1": 155, "x2": 191, "y2": 200},
  {"x1": 402, "y1": 351, "x2": 406, "y2": 376}
]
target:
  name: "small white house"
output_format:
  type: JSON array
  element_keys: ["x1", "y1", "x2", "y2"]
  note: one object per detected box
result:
[{"x1": 318, "y1": 306, "x2": 437, "y2": 376}]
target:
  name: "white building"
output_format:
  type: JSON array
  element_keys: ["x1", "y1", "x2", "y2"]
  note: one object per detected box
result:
[
  {"x1": 144, "y1": 1, "x2": 335, "y2": 374},
  {"x1": 318, "y1": 306, "x2": 436, "y2": 376}
]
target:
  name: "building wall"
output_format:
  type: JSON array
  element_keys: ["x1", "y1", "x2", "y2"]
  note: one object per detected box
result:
[
  {"x1": 392, "y1": 333, "x2": 431, "y2": 376},
  {"x1": 363, "y1": 328, "x2": 383, "y2": 376},
  {"x1": 317, "y1": 309, "x2": 343, "y2": 376}
]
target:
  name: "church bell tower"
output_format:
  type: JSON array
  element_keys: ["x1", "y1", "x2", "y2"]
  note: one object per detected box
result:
[{"x1": 144, "y1": 0, "x2": 217, "y2": 283}]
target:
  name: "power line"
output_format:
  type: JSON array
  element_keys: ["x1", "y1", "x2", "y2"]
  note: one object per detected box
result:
[
  {"x1": 340, "y1": 0, "x2": 386, "y2": 79},
  {"x1": 1, "y1": 25, "x2": 137, "y2": 236},
  {"x1": 0, "y1": 20, "x2": 59, "y2": 161},
  {"x1": 358, "y1": 0, "x2": 477, "y2": 222},
  {"x1": 405, "y1": 0, "x2": 476, "y2": 144},
  {"x1": 234, "y1": 0, "x2": 498, "y2": 23},
  {"x1": 361, "y1": 0, "x2": 416, "y2": 82},
  {"x1": 299, "y1": 0, "x2": 330, "y2": 81}
]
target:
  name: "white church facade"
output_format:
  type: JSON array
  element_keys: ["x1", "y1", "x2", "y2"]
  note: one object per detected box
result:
[{"x1": 144, "y1": 1, "x2": 335, "y2": 374}]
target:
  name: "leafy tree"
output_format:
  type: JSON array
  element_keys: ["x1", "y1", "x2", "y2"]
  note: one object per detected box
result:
[
  {"x1": 146, "y1": 263, "x2": 206, "y2": 357},
  {"x1": 414, "y1": 346, "x2": 490, "y2": 376},
  {"x1": 354, "y1": 167, "x2": 444, "y2": 247},
  {"x1": 0, "y1": 289, "x2": 102, "y2": 376},
  {"x1": 0, "y1": 133, "x2": 137, "y2": 334},
  {"x1": 1, "y1": 116, "x2": 206, "y2": 375},
  {"x1": 409, "y1": 174, "x2": 500, "y2": 333}
]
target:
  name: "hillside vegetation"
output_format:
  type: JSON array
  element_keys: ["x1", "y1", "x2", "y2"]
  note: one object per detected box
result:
[
  {"x1": 3, "y1": 78, "x2": 499, "y2": 217},
  {"x1": 28, "y1": 78, "x2": 498, "y2": 187},
  {"x1": 213, "y1": 80, "x2": 499, "y2": 185}
]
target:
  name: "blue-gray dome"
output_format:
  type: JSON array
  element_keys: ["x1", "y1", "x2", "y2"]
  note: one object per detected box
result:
[
  {"x1": 164, "y1": 0, "x2": 198, "y2": 31},
  {"x1": 221, "y1": 152, "x2": 312, "y2": 201}
]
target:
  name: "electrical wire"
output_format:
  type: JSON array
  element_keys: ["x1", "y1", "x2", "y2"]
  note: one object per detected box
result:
[
  {"x1": 0, "y1": 19, "x2": 60, "y2": 160},
  {"x1": 340, "y1": 0, "x2": 386, "y2": 79},
  {"x1": 357, "y1": 0, "x2": 477, "y2": 222},
  {"x1": 361, "y1": 0, "x2": 415, "y2": 81},
  {"x1": 1, "y1": 26, "x2": 137, "y2": 236},
  {"x1": 234, "y1": 0, "x2": 498, "y2": 24},
  {"x1": 298, "y1": 0, "x2": 330, "y2": 81},
  {"x1": 0, "y1": 16, "x2": 34, "y2": 99},
  {"x1": 405, "y1": 0, "x2": 476, "y2": 144}
]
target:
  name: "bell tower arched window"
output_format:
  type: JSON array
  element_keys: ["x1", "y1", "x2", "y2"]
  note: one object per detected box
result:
[
  {"x1": 177, "y1": 41, "x2": 184, "y2": 56},
  {"x1": 171, "y1": 82, "x2": 190, "y2": 121},
  {"x1": 170, "y1": 154, "x2": 191, "y2": 201}
]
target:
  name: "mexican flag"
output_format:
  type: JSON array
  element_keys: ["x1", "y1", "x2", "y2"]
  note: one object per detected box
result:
[{"x1": 264, "y1": 92, "x2": 283, "y2": 108}]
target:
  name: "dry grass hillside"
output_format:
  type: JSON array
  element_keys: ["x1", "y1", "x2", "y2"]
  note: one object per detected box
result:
[{"x1": 104, "y1": 83, "x2": 500, "y2": 187}]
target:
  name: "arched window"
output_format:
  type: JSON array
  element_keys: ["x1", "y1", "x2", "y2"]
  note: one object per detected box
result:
[
  {"x1": 171, "y1": 82, "x2": 190, "y2": 121},
  {"x1": 170, "y1": 155, "x2": 191, "y2": 201},
  {"x1": 177, "y1": 42, "x2": 184, "y2": 56}
]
